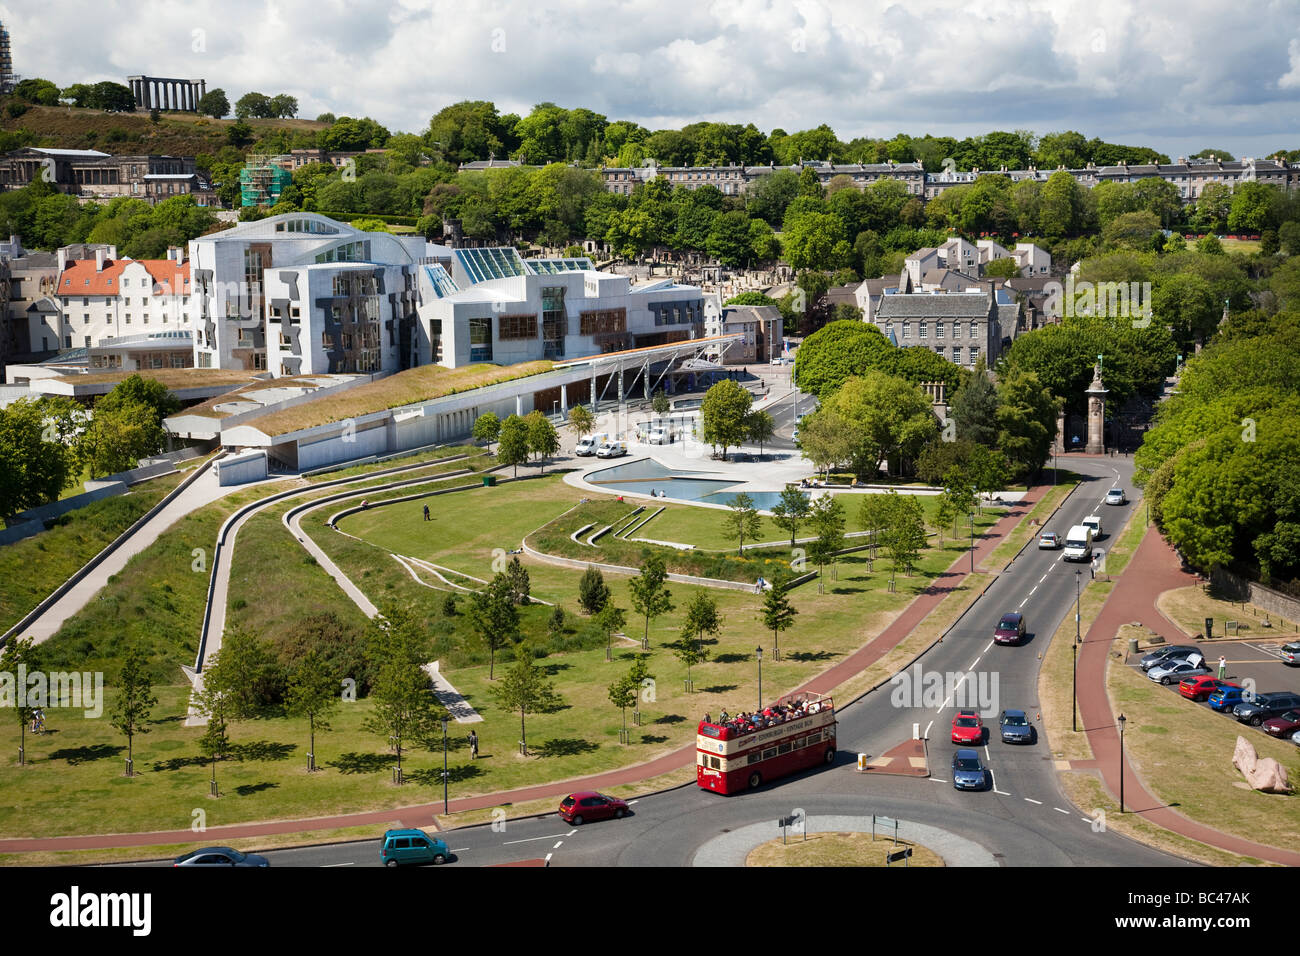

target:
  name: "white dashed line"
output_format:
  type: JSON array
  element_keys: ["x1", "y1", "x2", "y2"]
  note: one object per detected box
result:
[
  {"x1": 930, "y1": 777, "x2": 947, "y2": 783},
  {"x1": 1018, "y1": 598, "x2": 1028, "y2": 608},
  {"x1": 553, "y1": 841, "x2": 563, "y2": 849},
  {"x1": 994, "y1": 789, "x2": 1011, "y2": 795},
  {"x1": 923, "y1": 720, "x2": 934, "y2": 738},
  {"x1": 544, "y1": 852, "x2": 553, "y2": 863},
  {"x1": 568, "y1": 829, "x2": 577, "y2": 835},
  {"x1": 451, "y1": 847, "x2": 469, "y2": 852},
  {"x1": 502, "y1": 834, "x2": 568, "y2": 846},
  {"x1": 1024, "y1": 798, "x2": 1043, "y2": 805},
  {"x1": 1054, "y1": 807, "x2": 1070, "y2": 815},
  {"x1": 984, "y1": 640, "x2": 994, "y2": 652},
  {"x1": 969, "y1": 657, "x2": 981, "y2": 670},
  {"x1": 1029, "y1": 585, "x2": 1038, "y2": 596},
  {"x1": 627, "y1": 800, "x2": 638, "y2": 805},
  {"x1": 323, "y1": 862, "x2": 354, "y2": 867},
  {"x1": 1039, "y1": 573, "x2": 1049, "y2": 583}
]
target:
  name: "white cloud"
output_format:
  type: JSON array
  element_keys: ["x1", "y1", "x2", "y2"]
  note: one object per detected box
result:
[{"x1": 1280, "y1": 36, "x2": 1300, "y2": 88}]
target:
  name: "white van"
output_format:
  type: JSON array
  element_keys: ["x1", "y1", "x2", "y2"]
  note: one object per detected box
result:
[
  {"x1": 1082, "y1": 515, "x2": 1103, "y2": 539},
  {"x1": 575, "y1": 433, "x2": 608, "y2": 457},
  {"x1": 596, "y1": 440, "x2": 628, "y2": 459},
  {"x1": 645, "y1": 427, "x2": 671, "y2": 445},
  {"x1": 1063, "y1": 525, "x2": 1094, "y2": 562}
]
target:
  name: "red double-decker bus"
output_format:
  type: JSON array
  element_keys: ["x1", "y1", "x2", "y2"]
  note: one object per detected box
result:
[{"x1": 696, "y1": 693, "x2": 836, "y2": 794}]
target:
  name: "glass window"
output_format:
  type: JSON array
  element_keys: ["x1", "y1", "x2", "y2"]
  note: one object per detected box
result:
[{"x1": 469, "y1": 317, "x2": 493, "y2": 362}]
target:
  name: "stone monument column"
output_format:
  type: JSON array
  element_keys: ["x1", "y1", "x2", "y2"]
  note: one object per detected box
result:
[
  {"x1": 1053, "y1": 406, "x2": 1066, "y2": 455},
  {"x1": 1085, "y1": 362, "x2": 1108, "y2": 455}
]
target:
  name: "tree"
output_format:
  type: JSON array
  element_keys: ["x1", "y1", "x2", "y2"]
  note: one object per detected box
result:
[
  {"x1": 760, "y1": 583, "x2": 797, "y2": 660},
  {"x1": 234, "y1": 92, "x2": 272, "y2": 120},
  {"x1": 949, "y1": 359, "x2": 998, "y2": 446},
  {"x1": 568, "y1": 404, "x2": 595, "y2": 441},
  {"x1": 89, "y1": 81, "x2": 135, "y2": 112},
  {"x1": 523, "y1": 410, "x2": 560, "y2": 472},
  {"x1": 197, "y1": 89, "x2": 230, "y2": 118},
  {"x1": 723, "y1": 492, "x2": 762, "y2": 555},
  {"x1": 13, "y1": 78, "x2": 60, "y2": 106},
  {"x1": 651, "y1": 390, "x2": 671, "y2": 419},
  {"x1": 212, "y1": 626, "x2": 284, "y2": 717},
  {"x1": 809, "y1": 493, "x2": 847, "y2": 583},
  {"x1": 503, "y1": 556, "x2": 531, "y2": 606},
  {"x1": 629, "y1": 554, "x2": 673, "y2": 650},
  {"x1": 933, "y1": 494, "x2": 956, "y2": 546},
  {"x1": 819, "y1": 371, "x2": 940, "y2": 479},
  {"x1": 109, "y1": 644, "x2": 157, "y2": 776},
  {"x1": 1152, "y1": 272, "x2": 1219, "y2": 348},
  {"x1": 1039, "y1": 169, "x2": 1083, "y2": 237},
  {"x1": 857, "y1": 493, "x2": 893, "y2": 560},
  {"x1": 881, "y1": 491, "x2": 926, "y2": 591},
  {"x1": 472, "y1": 411, "x2": 501, "y2": 444},
  {"x1": 745, "y1": 409, "x2": 775, "y2": 457},
  {"x1": 1228, "y1": 182, "x2": 1279, "y2": 233},
  {"x1": 467, "y1": 574, "x2": 520, "y2": 679},
  {"x1": 0, "y1": 398, "x2": 76, "y2": 517},
  {"x1": 675, "y1": 590, "x2": 720, "y2": 691},
  {"x1": 700, "y1": 379, "x2": 753, "y2": 459},
  {"x1": 491, "y1": 645, "x2": 563, "y2": 756},
  {"x1": 268, "y1": 94, "x2": 298, "y2": 119},
  {"x1": 995, "y1": 371, "x2": 1060, "y2": 479},
  {"x1": 496, "y1": 414, "x2": 529, "y2": 477},
  {"x1": 0, "y1": 638, "x2": 38, "y2": 765},
  {"x1": 578, "y1": 566, "x2": 610, "y2": 615},
  {"x1": 596, "y1": 602, "x2": 627, "y2": 661},
  {"x1": 608, "y1": 672, "x2": 637, "y2": 742},
  {"x1": 362, "y1": 611, "x2": 446, "y2": 784},
  {"x1": 98, "y1": 374, "x2": 181, "y2": 428},
  {"x1": 285, "y1": 650, "x2": 339, "y2": 773},
  {"x1": 227, "y1": 120, "x2": 255, "y2": 148},
  {"x1": 771, "y1": 487, "x2": 812, "y2": 547}
]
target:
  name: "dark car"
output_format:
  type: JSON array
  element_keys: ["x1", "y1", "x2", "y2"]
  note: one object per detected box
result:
[
  {"x1": 1208, "y1": 684, "x2": 1251, "y2": 712},
  {"x1": 1234, "y1": 692, "x2": 1300, "y2": 727},
  {"x1": 1139, "y1": 645, "x2": 1200, "y2": 672},
  {"x1": 173, "y1": 847, "x2": 270, "y2": 867},
  {"x1": 994, "y1": 612, "x2": 1026, "y2": 646},
  {"x1": 559, "y1": 791, "x2": 629, "y2": 825},
  {"x1": 951, "y1": 749, "x2": 987, "y2": 790},
  {"x1": 999, "y1": 709, "x2": 1035, "y2": 744},
  {"x1": 1262, "y1": 710, "x2": 1300, "y2": 739}
]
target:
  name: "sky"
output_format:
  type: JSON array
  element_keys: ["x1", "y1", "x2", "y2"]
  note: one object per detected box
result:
[{"x1": 5, "y1": 0, "x2": 1299, "y2": 160}]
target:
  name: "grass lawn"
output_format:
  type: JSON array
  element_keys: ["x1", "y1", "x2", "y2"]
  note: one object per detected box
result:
[
  {"x1": 1157, "y1": 586, "x2": 1299, "y2": 641},
  {"x1": 0, "y1": 470, "x2": 184, "y2": 636},
  {"x1": 747, "y1": 832, "x2": 943, "y2": 867}
]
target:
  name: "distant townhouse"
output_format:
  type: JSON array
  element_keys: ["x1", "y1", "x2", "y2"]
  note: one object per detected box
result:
[
  {"x1": 874, "y1": 291, "x2": 1011, "y2": 370},
  {"x1": 600, "y1": 159, "x2": 927, "y2": 197},
  {"x1": 0, "y1": 148, "x2": 216, "y2": 205}
]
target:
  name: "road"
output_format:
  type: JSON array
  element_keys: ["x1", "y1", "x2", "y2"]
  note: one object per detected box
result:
[{"x1": 127, "y1": 454, "x2": 1191, "y2": 868}]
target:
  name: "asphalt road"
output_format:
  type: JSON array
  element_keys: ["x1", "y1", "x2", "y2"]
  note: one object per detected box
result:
[{"x1": 130, "y1": 455, "x2": 1193, "y2": 869}]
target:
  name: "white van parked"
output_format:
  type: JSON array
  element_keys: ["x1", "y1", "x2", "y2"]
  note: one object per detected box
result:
[{"x1": 575, "y1": 433, "x2": 608, "y2": 457}]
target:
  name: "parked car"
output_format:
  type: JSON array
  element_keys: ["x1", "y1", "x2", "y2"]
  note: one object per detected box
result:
[
  {"x1": 1104, "y1": 488, "x2": 1127, "y2": 506},
  {"x1": 1179, "y1": 675, "x2": 1237, "y2": 702},
  {"x1": 559, "y1": 791, "x2": 629, "y2": 825},
  {"x1": 998, "y1": 709, "x2": 1035, "y2": 744},
  {"x1": 595, "y1": 441, "x2": 628, "y2": 458},
  {"x1": 951, "y1": 710, "x2": 984, "y2": 744},
  {"x1": 380, "y1": 828, "x2": 450, "y2": 866},
  {"x1": 644, "y1": 428, "x2": 671, "y2": 445},
  {"x1": 951, "y1": 749, "x2": 987, "y2": 790},
  {"x1": 1281, "y1": 642, "x2": 1300, "y2": 666},
  {"x1": 1262, "y1": 710, "x2": 1300, "y2": 739},
  {"x1": 1140, "y1": 645, "x2": 1201, "y2": 672},
  {"x1": 173, "y1": 847, "x2": 270, "y2": 867},
  {"x1": 574, "y1": 433, "x2": 608, "y2": 457},
  {"x1": 1037, "y1": 531, "x2": 1061, "y2": 550},
  {"x1": 1148, "y1": 657, "x2": 1210, "y2": 685},
  {"x1": 1235, "y1": 692, "x2": 1300, "y2": 727},
  {"x1": 994, "y1": 611, "x2": 1027, "y2": 646},
  {"x1": 1208, "y1": 684, "x2": 1252, "y2": 712}
]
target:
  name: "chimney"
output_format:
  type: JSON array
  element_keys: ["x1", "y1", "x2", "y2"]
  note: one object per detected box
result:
[
  {"x1": 95, "y1": 248, "x2": 107, "y2": 272},
  {"x1": 58, "y1": 248, "x2": 68, "y2": 274}
]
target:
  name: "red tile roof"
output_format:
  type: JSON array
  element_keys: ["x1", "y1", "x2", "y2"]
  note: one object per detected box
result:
[{"x1": 57, "y1": 259, "x2": 191, "y2": 298}]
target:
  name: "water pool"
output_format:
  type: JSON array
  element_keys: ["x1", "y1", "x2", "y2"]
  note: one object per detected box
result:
[{"x1": 586, "y1": 459, "x2": 796, "y2": 512}]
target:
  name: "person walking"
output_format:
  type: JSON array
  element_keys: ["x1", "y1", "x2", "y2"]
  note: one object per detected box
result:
[
  {"x1": 1218, "y1": 655, "x2": 1227, "y2": 679},
  {"x1": 423, "y1": 504, "x2": 430, "y2": 521},
  {"x1": 468, "y1": 730, "x2": 479, "y2": 760}
]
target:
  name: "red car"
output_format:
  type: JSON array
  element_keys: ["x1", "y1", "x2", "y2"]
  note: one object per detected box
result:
[
  {"x1": 1179, "y1": 675, "x2": 1238, "y2": 702},
  {"x1": 951, "y1": 710, "x2": 984, "y2": 745},
  {"x1": 1262, "y1": 710, "x2": 1300, "y2": 739},
  {"x1": 558, "y1": 791, "x2": 629, "y2": 826}
]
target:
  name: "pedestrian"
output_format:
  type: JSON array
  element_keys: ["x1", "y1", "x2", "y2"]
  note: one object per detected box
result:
[
  {"x1": 468, "y1": 730, "x2": 479, "y2": 760},
  {"x1": 423, "y1": 504, "x2": 430, "y2": 521},
  {"x1": 1218, "y1": 655, "x2": 1227, "y2": 679}
]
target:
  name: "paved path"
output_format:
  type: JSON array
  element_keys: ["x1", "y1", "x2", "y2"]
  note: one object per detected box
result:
[
  {"x1": 1076, "y1": 525, "x2": 1300, "y2": 866},
  {"x1": 0, "y1": 482, "x2": 1047, "y2": 852},
  {"x1": 422, "y1": 663, "x2": 483, "y2": 724}
]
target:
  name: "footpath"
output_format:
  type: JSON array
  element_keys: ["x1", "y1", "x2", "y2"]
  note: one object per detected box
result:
[
  {"x1": 1075, "y1": 528, "x2": 1300, "y2": 866},
  {"x1": 0, "y1": 481, "x2": 1047, "y2": 854}
]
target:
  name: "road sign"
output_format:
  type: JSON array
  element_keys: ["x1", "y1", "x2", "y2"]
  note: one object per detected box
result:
[{"x1": 886, "y1": 847, "x2": 912, "y2": 866}]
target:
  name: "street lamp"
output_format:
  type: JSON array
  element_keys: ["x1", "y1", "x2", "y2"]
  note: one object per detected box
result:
[
  {"x1": 440, "y1": 716, "x2": 449, "y2": 816},
  {"x1": 756, "y1": 646, "x2": 764, "y2": 711},
  {"x1": 969, "y1": 511, "x2": 976, "y2": 573},
  {"x1": 1117, "y1": 713, "x2": 1127, "y2": 813},
  {"x1": 1073, "y1": 569, "x2": 1082, "y2": 732}
]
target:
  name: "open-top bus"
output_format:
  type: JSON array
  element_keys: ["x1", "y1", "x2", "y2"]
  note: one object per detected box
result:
[{"x1": 696, "y1": 693, "x2": 836, "y2": 794}]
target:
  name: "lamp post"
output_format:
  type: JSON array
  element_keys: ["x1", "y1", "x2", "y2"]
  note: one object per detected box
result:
[
  {"x1": 440, "y1": 716, "x2": 449, "y2": 816},
  {"x1": 969, "y1": 511, "x2": 976, "y2": 572},
  {"x1": 1074, "y1": 569, "x2": 1082, "y2": 732},
  {"x1": 756, "y1": 646, "x2": 763, "y2": 711},
  {"x1": 1117, "y1": 713, "x2": 1127, "y2": 813}
]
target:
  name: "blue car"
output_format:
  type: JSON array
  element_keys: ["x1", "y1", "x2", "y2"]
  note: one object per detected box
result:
[
  {"x1": 951, "y1": 749, "x2": 987, "y2": 790},
  {"x1": 1208, "y1": 685, "x2": 1249, "y2": 712}
]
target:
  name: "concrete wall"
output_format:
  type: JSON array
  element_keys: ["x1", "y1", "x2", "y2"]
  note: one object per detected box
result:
[
  {"x1": 0, "y1": 519, "x2": 45, "y2": 546},
  {"x1": 1211, "y1": 567, "x2": 1300, "y2": 628},
  {"x1": 216, "y1": 449, "x2": 268, "y2": 485},
  {"x1": 11, "y1": 481, "x2": 128, "y2": 526}
]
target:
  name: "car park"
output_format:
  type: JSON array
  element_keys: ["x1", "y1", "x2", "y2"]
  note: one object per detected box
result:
[
  {"x1": 1037, "y1": 531, "x2": 1061, "y2": 550},
  {"x1": 1104, "y1": 488, "x2": 1127, "y2": 506},
  {"x1": 1262, "y1": 710, "x2": 1300, "y2": 739},
  {"x1": 380, "y1": 828, "x2": 450, "y2": 866},
  {"x1": 999, "y1": 709, "x2": 1035, "y2": 744},
  {"x1": 173, "y1": 847, "x2": 270, "y2": 867},
  {"x1": 1179, "y1": 675, "x2": 1237, "y2": 702},
  {"x1": 1208, "y1": 684, "x2": 1251, "y2": 712},
  {"x1": 1234, "y1": 692, "x2": 1300, "y2": 727},
  {"x1": 994, "y1": 612, "x2": 1027, "y2": 646},
  {"x1": 559, "y1": 791, "x2": 629, "y2": 825},
  {"x1": 1140, "y1": 645, "x2": 1201, "y2": 672},
  {"x1": 951, "y1": 710, "x2": 984, "y2": 744},
  {"x1": 951, "y1": 750, "x2": 987, "y2": 790},
  {"x1": 1148, "y1": 657, "x2": 1210, "y2": 685}
]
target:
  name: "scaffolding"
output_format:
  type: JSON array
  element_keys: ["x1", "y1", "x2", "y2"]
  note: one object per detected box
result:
[
  {"x1": 238, "y1": 154, "x2": 293, "y2": 207},
  {"x1": 0, "y1": 22, "x2": 17, "y2": 95}
]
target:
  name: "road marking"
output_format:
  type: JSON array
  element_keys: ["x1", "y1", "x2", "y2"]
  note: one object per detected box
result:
[
  {"x1": 930, "y1": 777, "x2": 947, "y2": 783},
  {"x1": 553, "y1": 841, "x2": 563, "y2": 849},
  {"x1": 1054, "y1": 807, "x2": 1070, "y2": 815},
  {"x1": 984, "y1": 640, "x2": 994, "y2": 652},
  {"x1": 544, "y1": 852, "x2": 553, "y2": 863},
  {"x1": 627, "y1": 800, "x2": 639, "y2": 805},
  {"x1": 323, "y1": 862, "x2": 354, "y2": 867},
  {"x1": 1024, "y1": 798, "x2": 1043, "y2": 805},
  {"x1": 994, "y1": 789, "x2": 1011, "y2": 795},
  {"x1": 1039, "y1": 573, "x2": 1049, "y2": 583},
  {"x1": 451, "y1": 847, "x2": 469, "y2": 852},
  {"x1": 1029, "y1": 585, "x2": 1038, "y2": 596},
  {"x1": 568, "y1": 829, "x2": 577, "y2": 835},
  {"x1": 968, "y1": 657, "x2": 981, "y2": 670},
  {"x1": 502, "y1": 833, "x2": 569, "y2": 846},
  {"x1": 923, "y1": 719, "x2": 934, "y2": 738},
  {"x1": 1019, "y1": 598, "x2": 1028, "y2": 608}
]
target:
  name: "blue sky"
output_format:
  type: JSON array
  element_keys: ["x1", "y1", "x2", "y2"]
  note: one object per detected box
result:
[{"x1": 6, "y1": 0, "x2": 1299, "y2": 159}]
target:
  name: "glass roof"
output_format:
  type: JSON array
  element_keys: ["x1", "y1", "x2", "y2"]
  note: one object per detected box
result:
[
  {"x1": 423, "y1": 264, "x2": 461, "y2": 298},
  {"x1": 525, "y1": 257, "x2": 593, "y2": 275},
  {"x1": 454, "y1": 247, "x2": 527, "y2": 283}
]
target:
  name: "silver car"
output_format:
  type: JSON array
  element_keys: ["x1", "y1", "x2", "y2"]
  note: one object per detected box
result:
[
  {"x1": 1148, "y1": 656, "x2": 1209, "y2": 685},
  {"x1": 1104, "y1": 488, "x2": 1127, "y2": 505}
]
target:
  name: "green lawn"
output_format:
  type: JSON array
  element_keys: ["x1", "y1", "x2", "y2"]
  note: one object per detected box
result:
[{"x1": 0, "y1": 470, "x2": 184, "y2": 636}]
